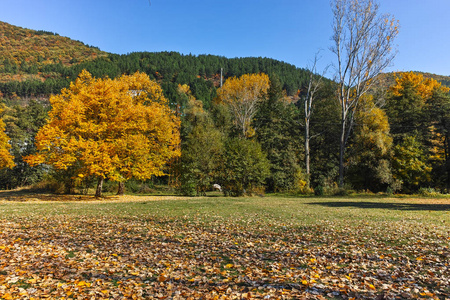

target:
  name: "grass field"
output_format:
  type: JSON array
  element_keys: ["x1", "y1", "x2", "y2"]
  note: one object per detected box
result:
[{"x1": 0, "y1": 191, "x2": 449, "y2": 299}]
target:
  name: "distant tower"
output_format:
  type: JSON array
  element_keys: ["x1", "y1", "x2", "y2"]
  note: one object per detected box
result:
[{"x1": 220, "y1": 68, "x2": 223, "y2": 87}]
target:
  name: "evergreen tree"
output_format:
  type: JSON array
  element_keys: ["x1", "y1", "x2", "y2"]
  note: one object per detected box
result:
[
  {"x1": 253, "y1": 76, "x2": 304, "y2": 192},
  {"x1": 392, "y1": 135, "x2": 431, "y2": 192},
  {"x1": 179, "y1": 90, "x2": 224, "y2": 196},
  {"x1": 0, "y1": 101, "x2": 48, "y2": 189},
  {"x1": 220, "y1": 138, "x2": 270, "y2": 196},
  {"x1": 426, "y1": 89, "x2": 450, "y2": 191},
  {"x1": 386, "y1": 72, "x2": 450, "y2": 192},
  {"x1": 306, "y1": 82, "x2": 341, "y2": 190}
]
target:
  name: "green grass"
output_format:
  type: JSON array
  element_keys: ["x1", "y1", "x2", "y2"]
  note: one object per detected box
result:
[
  {"x1": 0, "y1": 193, "x2": 448, "y2": 299},
  {"x1": 1, "y1": 194, "x2": 448, "y2": 226}
]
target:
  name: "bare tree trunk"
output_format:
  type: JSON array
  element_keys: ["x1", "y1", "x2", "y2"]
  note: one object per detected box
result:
[
  {"x1": 305, "y1": 121, "x2": 310, "y2": 176},
  {"x1": 304, "y1": 52, "x2": 328, "y2": 188},
  {"x1": 338, "y1": 119, "x2": 346, "y2": 188},
  {"x1": 95, "y1": 177, "x2": 104, "y2": 198},
  {"x1": 117, "y1": 182, "x2": 125, "y2": 195}
]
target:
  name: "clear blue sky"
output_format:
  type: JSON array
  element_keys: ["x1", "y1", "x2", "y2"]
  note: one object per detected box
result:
[{"x1": 1, "y1": 0, "x2": 449, "y2": 76}]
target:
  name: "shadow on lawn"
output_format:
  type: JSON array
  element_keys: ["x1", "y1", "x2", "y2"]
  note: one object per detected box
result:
[
  {"x1": 0, "y1": 189, "x2": 100, "y2": 202},
  {"x1": 307, "y1": 201, "x2": 450, "y2": 211}
]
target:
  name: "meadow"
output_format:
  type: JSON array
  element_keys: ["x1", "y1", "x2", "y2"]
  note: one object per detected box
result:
[{"x1": 0, "y1": 192, "x2": 448, "y2": 299}]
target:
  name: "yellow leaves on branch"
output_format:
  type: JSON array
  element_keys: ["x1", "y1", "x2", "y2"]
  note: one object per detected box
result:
[
  {"x1": 177, "y1": 83, "x2": 191, "y2": 96},
  {"x1": 24, "y1": 70, "x2": 180, "y2": 182},
  {"x1": 391, "y1": 71, "x2": 450, "y2": 100},
  {"x1": 355, "y1": 94, "x2": 392, "y2": 155},
  {"x1": 216, "y1": 73, "x2": 270, "y2": 138},
  {"x1": 0, "y1": 107, "x2": 15, "y2": 169}
]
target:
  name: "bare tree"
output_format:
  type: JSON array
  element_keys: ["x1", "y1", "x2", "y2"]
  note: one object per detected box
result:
[
  {"x1": 304, "y1": 52, "x2": 328, "y2": 183},
  {"x1": 331, "y1": 0, "x2": 399, "y2": 187}
]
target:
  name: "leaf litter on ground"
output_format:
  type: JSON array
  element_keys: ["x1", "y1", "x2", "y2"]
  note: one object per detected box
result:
[{"x1": 0, "y1": 195, "x2": 448, "y2": 299}]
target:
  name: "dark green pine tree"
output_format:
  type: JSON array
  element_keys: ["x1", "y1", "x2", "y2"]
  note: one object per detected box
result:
[
  {"x1": 385, "y1": 81, "x2": 427, "y2": 144},
  {"x1": 426, "y1": 89, "x2": 450, "y2": 191},
  {"x1": 179, "y1": 98, "x2": 224, "y2": 196},
  {"x1": 253, "y1": 76, "x2": 304, "y2": 192},
  {"x1": 0, "y1": 100, "x2": 49, "y2": 189}
]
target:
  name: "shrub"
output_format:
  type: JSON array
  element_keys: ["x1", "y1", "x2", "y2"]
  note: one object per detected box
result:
[
  {"x1": 124, "y1": 179, "x2": 141, "y2": 194},
  {"x1": 386, "y1": 186, "x2": 394, "y2": 196},
  {"x1": 102, "y1": 180, "x2": 118, "y2": 193},
  {"x1": 314, "y1": 185, "x2": 324, "y2": 196},
  {"x1": 418, "y1": 187, "x2": 440, "y2": 197},
  {"x1": 30, "y1": 176, "x2": 65, "y2": 194},
  {"x1": 220, "y1": 138, "x2": 270, "y2": 196},
  {"x1": 138, "y1": 184, "x2": 155, "y2": 194},
  {"x1": 333, "y1": 187, "x2": 349, "y2": 196},
  {"x1": 179, "y1": 175, "x2": 196, "y2": 196}
]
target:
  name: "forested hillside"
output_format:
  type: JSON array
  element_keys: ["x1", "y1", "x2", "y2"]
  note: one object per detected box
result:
[
  {"x1": 0, "y1": 51, "x2": 311, "y2": 109},
  {"x1": 0, "y1": 21, "x2": 311, "y2": 109},
  {"x1": 0, "y1": 21, "x2": 106, "y2": 82}
]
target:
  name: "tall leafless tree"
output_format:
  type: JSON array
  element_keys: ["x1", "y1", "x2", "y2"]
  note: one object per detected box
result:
[
  {"x1": 331, "y1": 0, "x2": 399, "y2": 187},
  {"x1": 304, "y1": 52, "x2": 328, "y2": 184}
]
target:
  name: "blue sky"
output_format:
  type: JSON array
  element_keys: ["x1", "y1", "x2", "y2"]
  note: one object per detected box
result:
[{"x1": 1, "y1": 0, "x2": 449, "y2": 76}]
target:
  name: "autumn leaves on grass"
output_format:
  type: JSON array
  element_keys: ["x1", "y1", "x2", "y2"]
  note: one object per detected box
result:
[{"x1": 24, "y1": 70, "x2": 180, "y2": 197}]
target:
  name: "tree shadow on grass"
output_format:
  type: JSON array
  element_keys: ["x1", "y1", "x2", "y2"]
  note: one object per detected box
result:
[
  {"x1": 307, "y1": 201, "x2": 450, "y2": 211},
  {"x1": 0, "y1": 189, "x2": 100, "y2": 202}
]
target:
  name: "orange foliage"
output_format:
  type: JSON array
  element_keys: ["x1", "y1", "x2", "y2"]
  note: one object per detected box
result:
[
  {"x1": 0, "y1": 107, "x2": 15, "y2": 169},
  {"x1": 391, "y1": 72, "x2": 450, "y2": 100},
  {"x1": 25, "y1": 70, "x2": 180, "y2": 182}
]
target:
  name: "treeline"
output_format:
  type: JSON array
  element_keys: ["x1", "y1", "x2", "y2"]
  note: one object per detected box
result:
[
  {"x1": 0, "y1": 52, "x2": 311, "y2": 109},
  {"x1": 0, "y1": 72, "x2": 328, "y2": 195},
  {"x1": 2, "y1": 58, "x2": 450, "y2": 195},
  {"x1": 180, "y1": 71, "x2": 450, "y2": 195}
]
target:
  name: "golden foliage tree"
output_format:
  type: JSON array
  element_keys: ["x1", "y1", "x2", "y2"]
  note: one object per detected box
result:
[
  {"x1": 25, "y1": 70, "x2": 180, "y2": 197},
  {"x1": 354, "y1": 95, "x2": 392, "y2": 156},
  {"x1": 388, "y1": 71, "x2": 450, "y2": 191},
  {"x1": 0, "y1": 107, "x2": 15, "y2": 169},
  {"x1": 391, "y1": 72, "x2": 450, "y2": 99},
  {"x1": 348, "y1": 95, "x2": 395, "y2": 191},
  {"x1": 216, "y1": 73, "x2": 270, "y2": 138}
]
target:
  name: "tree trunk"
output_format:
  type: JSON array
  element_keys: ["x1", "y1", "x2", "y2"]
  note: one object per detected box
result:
[
  {"x1": 117, "y1": 182, "x2": 125, "y2": 196},
  {"x1": 95, "y1": 177, "x2": 104, "y2": 198},
  {"x1": 338, "y1": 119, "x2": 346, "y2": 188},
  {"x1": 305, "y1": 119, "x2": 310, "y2": 187},
  {"x1": 446, "y1": 133, "x2": 450, "y2": 193},
  {"x1": 64, "y1": 180, "x2": 74, "y2": 194}
]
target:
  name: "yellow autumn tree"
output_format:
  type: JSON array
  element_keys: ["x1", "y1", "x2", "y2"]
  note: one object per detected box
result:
[
  {"x1": 387, "y1": 72, "x2": 449, "y2": 192},
  {"x1": 216, "y1": 73, "x2": 270, "y2": 138},
  {"x1": 348, "y1": 94, "x2": 395, "y2": 191},
  {"x1": 391, "y1": 72, "x2": 450, "y2": 99},
  {"x1": 25, "y1": 70, "x2": 180, "y2": 197},
  {"x1": 0, "y1": 107, "x2": 15, "y2": 169}
]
